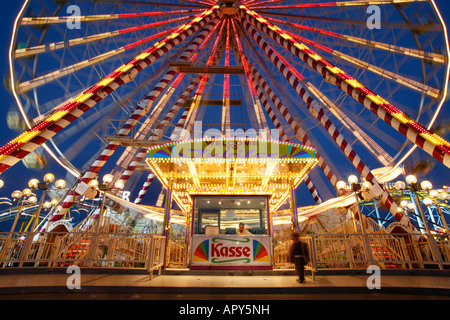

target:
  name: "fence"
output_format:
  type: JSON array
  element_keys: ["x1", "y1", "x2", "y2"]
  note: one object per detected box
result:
[
  {"x1": 0, "y1": 231, "x2": 166, "y2": 276},
  {"x1": 273, "y1": 233, "x2": 450, "y2": 271},
  {"x1": 1, "y1": 231, "x2": 449, "y2": 272}
]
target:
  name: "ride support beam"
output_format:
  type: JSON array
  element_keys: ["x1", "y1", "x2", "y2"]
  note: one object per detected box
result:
[
  {"x1": 0, "y1": 5, "x2": 221, "y2": 176},
  {"x1": 238, "y1": 6, "x2": 450, "y2": 169},
  {"x1": 239, "y1": 12, "x2": 403, "y2": 221}
]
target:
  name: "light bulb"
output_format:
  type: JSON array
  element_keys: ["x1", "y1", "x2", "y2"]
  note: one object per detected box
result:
[
  {"x1": 394, "y1": 181, "x2": 406, "y2": 191},
  {"x1": 347, "y1": 175, "x2": 358, "y2": 185},
  {"x1": 28, "y1": 179, "x2": 39, "y2": 189},
  {"x1": 55, "y1": 179, "x2": 66, "y2": 189},
  {"x1": 102, "y1": 174, "x2": 113, "y2": 184},
  {"x1": 406, "y1": 175, "x2": 417, "y2": 184},
  {"x1": 43, "y1": 173, "x2": 55, "y2": 183},
  {"x1": 336, "y1": 181, "x2": 347, "y2": 191}
]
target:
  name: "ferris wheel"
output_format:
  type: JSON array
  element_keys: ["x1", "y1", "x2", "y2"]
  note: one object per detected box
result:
[{"x1": 3, "y1": 0, "x2": 450, "y2": 224}]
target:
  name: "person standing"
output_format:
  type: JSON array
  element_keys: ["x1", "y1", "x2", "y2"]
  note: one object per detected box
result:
[{"x1": 289, "y1": 232, "x2": 309, "y2": 283}]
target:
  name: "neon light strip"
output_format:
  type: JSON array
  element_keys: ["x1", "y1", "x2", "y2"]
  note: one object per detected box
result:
[
  {"x1": 0, "y1": 6, "x2": 220, "y2": 175},
  {"x1": 20, "y1": 9, "x2": 204, "y2": 25},
  {"x1": 15, "y1": 16, "x2": 192, "y2": 58},
  {"x1": 251, "y1": 0, "x2": 427, "y2": 10},
  {"x1": 239, "y1": 12, "x2": 402, "y2": 220}
]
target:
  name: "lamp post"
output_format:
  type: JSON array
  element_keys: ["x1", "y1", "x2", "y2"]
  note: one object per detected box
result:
[
  {"x1": 88, "y1": 173, "x2": 122, "y2": 267},
  {"x1": 423, "y1": 188, "x2": 449, "y2": 237},
  {"x1": 0, "y1": 189, "x2": 32, "y2": 264},
  {"x1": 396, "y1": 175, "x2": 443, "y2": 270},
  {"x1": 337, "y1": 175, "x2": 374, "y2": 266},
  {"x1": 18, "y1": 173, "x2": 66, "y2": 267}
]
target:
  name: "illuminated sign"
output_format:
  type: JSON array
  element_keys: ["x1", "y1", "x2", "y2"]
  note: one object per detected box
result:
[{"x1": 191, "y1": 236, "x2": 272, "y2": 268}]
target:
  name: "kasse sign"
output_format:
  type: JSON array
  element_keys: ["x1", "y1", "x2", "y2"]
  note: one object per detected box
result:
[{"x1": 191, "y1": 236, "x2": 272, "y2": 269}]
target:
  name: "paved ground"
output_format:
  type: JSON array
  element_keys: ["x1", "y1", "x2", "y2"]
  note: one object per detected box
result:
[{"x1": 0, "y1": 269, "x2": 448, "y2": 301}]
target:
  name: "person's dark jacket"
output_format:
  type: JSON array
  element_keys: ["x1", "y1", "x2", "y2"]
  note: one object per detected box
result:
[{"x1": 289, "y1": 240, "x2": 309, "y2": 265}]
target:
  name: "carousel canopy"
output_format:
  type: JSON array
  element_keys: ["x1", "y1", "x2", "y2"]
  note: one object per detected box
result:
[{"x1": 146, "y1": 137, "x2": 318, "y2": 212}]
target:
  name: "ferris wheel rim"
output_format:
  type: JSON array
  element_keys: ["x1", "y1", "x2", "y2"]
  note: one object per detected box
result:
[{"x1": 6, "y1": 0, "x2": 450, "y2": 191}]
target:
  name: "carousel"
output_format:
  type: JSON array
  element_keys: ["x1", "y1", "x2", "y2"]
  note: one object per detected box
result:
[{"x1": 145, "y1": 136, "x2": 318, "y2": 270}]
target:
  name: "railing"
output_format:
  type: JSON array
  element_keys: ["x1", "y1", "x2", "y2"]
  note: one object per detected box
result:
[
  {"x1": 1, "y1": 231, "x2": 449, "y2": 273},
  {"x1": 0, "y1": 231, "x2": 166, "y2": 276}
]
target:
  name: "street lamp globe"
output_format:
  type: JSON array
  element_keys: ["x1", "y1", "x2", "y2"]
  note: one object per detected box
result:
[
  {"x1": 406, "y1": 175, "x2": 417, "y2": 184},
  {"x1": 28, "y1": 179, "x2": 40, "y2": 189},
  {"x1": 441, "y1": 192, "x2": 449, "y2": 201},
  {"x1": 102, "y1": 174, "x2": 113, "y2": 184},
  {"x1": 420, "y1": 181, "x2": 433, "y2": 191},
  {"x1": 114, "y1": 180, "x2": 125, "y2": 190},
  {"x1": 336, "y1": 181, "x2": 347, "y2": 191},
  {"x1": 28, "y1": 196, "x2": 38, "y2": 204},
  {"x1": 22, "y1": 188, "x2": 32, "y2": 197},
  {"x1": 0, "y1": 179, "x2": 4, "y2": 188},
  {"x1": 43, "y1": 173, "x2": 55, "y2": 183},
  {"x1": 423, "y1": 198, "x2": 433, "y2": 206},
  {"x1": 394, "y1": 181, "x2": 406, "y2": 191},
  {"x1": 88, "y1": 179, "x2": 99, "y2": 189},
  {"x1": 429, "y1": 190, "x2": 439, "y2": 199},
  {"x1": 43, "y1": 202, "x2": 52, "y2": 210},
  {"x1": 407, "y1": 202, "x2": 416, "y2": 210},
  {"x1": 55, "y1": 179, "x2": 66, "y2": 189},
  {"x1": 11, "y1": 190, "x2": 22, "y2": 200},
  {"x1": 348, "y1": 175, "x2": 359, "y2": 185},
  {"x1": 362, "y1": 181, "x2": 372, "y2": 191}
]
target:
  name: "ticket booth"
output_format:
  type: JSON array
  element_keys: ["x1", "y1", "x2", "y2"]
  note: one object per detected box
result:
[
  {"x1": 145, "y1": 137, "x2": 318, "y2": 270},
  {"x1": 190, "y1": 195, "x2": 272, "y2": 269}
]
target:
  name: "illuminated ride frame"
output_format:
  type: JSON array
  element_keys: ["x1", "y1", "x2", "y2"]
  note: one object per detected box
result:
[{"x1": 146, "y1": 137, "x2": 318, "y2": 270}]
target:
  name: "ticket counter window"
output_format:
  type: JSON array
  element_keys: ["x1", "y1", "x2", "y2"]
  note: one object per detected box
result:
[{"x1": 194, "y1": 196, "x2": 268, "y2": 235}]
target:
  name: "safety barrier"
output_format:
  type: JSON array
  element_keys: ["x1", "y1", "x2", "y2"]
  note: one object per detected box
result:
[
  {"x1": 273, "y1": 233, "x2": 450, "y2": 270},
  {"x1": 1, "y1": 231, "x2": 448, "y2": 272},
  {"x1": 0, "y1": 231, "x2": 166, "y2": 276}
]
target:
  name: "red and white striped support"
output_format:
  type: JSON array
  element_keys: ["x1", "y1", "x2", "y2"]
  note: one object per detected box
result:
[
  {"x1": 239, "y1": 13, "x2": 402, "y2": 221},
  {"x1": 128, "y1": 20, "x2": 227, "y2": 204},
  {"x1": 246, "y1": 62, "x2": 340, "y2": 189},
  {"x1": 305, "y1": 175, "x2": 323, "y2": 205},
  {"x1": 55, "y1": 16, "x2": 221, "y2": 220},
  {"x1": 42, "y1": 8, "x2": 220, "y2": 222},
  {"x1": 239, "y1": 6, "x2": 450, "y2": 169},
  {"x1": 231, "y1": 22, "x2": 325, "y2": 205},
  {"x1": 0, "y1": 6, "x2": 220, "y2": 176}
]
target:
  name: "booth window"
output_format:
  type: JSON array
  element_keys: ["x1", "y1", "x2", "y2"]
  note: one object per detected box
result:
[{"x1": 194, "y1": 196, "x2": 268, "y2": 235}]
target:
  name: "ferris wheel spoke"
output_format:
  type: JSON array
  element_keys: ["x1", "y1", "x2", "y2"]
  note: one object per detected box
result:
[
  {"x1": 115, "y1": 17, "x2": 225, "y2": 183},
  {"x1": 15, "y1": 16, "x2": 194, "y2": 59},
  {"x1": 247, "y1": 61, "x2": 340, "y2": 190},
  {"x1": 259, "y1": 10, "x2": 439, "y2": 32},
  {"x1": 0, "y1": 6, "x2": 221, "y2": 176},
  {"x1": 222, "y1": 19, "x2": 231, "y2": 133},
  {"x1": 20, "y1": 9, "x2": 205, "y2": 26},
  {"x1": 240, "y1": 6, "x2": 450, "y2": 169},
  {"x1": 249, "y1": 0, "x2": 428, "y2": 10},
  {"x1": 285, "y1": 30, "x2": 441, "y2": 99},
  {"x1": 18, "y1": 26, "x2": 180, "y2": 93},
  {"x1": 266, "y1": 17, "x2": 446, "y2": 65},
  {"x1": 304, "y1": 82, "x2": 394, "y2": 166},
  {"x1": 234, "y1": 26, "x2": 341, "y2": 189},
  {"x1": 55, "y1": 15, "x2": 223, "y2": 217},
  {"x1": 244, "y1": 0, "x2": 289, "y2": 7}
]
